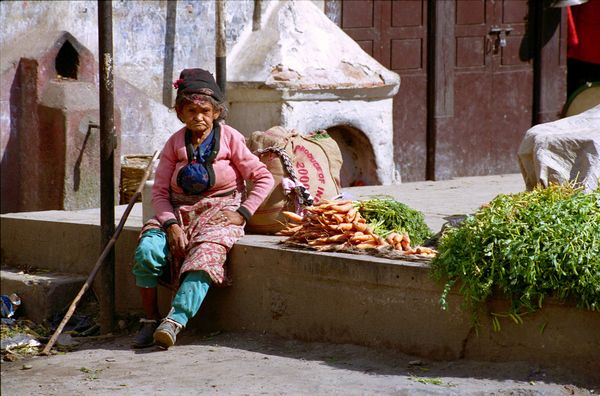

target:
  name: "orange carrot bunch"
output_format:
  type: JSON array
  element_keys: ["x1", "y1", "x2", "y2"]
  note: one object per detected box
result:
[{"x1": 276, "y1": 199, "x2": 436, "y2": 257}]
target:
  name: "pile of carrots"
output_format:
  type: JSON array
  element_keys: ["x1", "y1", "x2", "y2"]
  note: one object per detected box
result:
[{"x1": 276, "y1": 199, "x2": 437, "y2": 257}]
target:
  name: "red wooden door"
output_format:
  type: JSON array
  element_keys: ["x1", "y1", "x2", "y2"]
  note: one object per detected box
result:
[
  {"x1": 332, "y1": 0, "x2": 538, "y2": 181},
  {"x1": 436, "y1": 0, "x2": 534, "y2": 179},
  {"x1": 333, "y1": 0, "x2": 429, "y2": 182}
]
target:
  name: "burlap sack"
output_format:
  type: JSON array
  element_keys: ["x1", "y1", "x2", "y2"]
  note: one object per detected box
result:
[{"x1": 246, "y1": 126, "x2": 343, "y2": 234}]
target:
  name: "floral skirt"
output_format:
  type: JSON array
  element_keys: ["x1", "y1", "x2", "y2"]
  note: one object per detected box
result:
[{"x1": 140, "y1": 191, "x2": 244, "y2": 288}]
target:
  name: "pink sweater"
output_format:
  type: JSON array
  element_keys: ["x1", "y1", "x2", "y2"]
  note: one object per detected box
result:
[{"x1": 152, "y1": 123, "x2": 274, "y2": 225}]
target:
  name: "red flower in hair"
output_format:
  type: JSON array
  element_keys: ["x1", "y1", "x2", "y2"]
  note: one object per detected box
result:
[{"x1": 173, "y1": 79, "x2": 183, "y2": 89}]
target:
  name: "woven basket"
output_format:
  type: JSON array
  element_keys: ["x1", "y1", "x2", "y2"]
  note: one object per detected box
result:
[{"x1": 120, "y1": 154, "x2": 153, "y2": 204}]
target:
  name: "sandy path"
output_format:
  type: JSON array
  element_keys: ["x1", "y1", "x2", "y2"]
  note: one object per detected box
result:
[{"x1": 2, "y1": 331, "x2": 598, "y2": 395}]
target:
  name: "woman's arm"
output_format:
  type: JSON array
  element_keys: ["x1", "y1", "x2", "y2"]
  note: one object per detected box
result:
[
  {"x1": 152, "y1": 137, "x2": 178, "y2": 225},
  {"x1": 227, "y1": 128, "x2": 274, "y2": 221},
  {"x1": 152, "y1": 135, "x2": 189, "y2": 257}
]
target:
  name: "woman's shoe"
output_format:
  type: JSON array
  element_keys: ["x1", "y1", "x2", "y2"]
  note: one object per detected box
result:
[
  {"x1": 132, "y1": 319, "x2": 158, "y2": 348},
  {"x1": 153, "y1": 318, "x2": 182, "y2": 349}
]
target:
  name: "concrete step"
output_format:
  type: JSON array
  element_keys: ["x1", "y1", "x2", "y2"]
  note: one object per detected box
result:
[
  {"x1": 0, "y1": 266, "x2": 87, "y2": 323},
  {"x1": 3, "y1": 174, "x2": 599, "y2": 373}
]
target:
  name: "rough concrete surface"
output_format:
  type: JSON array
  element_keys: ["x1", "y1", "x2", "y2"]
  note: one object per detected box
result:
[
  {"x1": 0, "y1": 267, "x2": 86, "y2": 323},
  {"x1": 1, "y1": 331, "x2": 598, "y2": 395},
  {"x1": 2, "y1": 174, "x2": 598, "y2": 394}
]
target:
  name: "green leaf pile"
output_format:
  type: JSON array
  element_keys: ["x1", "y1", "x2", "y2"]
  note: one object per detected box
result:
[
  {"x1": 357, "y1": 198, "x2": 433, "y2": 246},
  {"x1": 432, "y1": 184, "x2": 600, "y2": 321}
]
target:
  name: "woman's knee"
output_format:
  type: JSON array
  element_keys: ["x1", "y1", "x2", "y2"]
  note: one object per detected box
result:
[{"x1": 132, "y1": 229, "x2": 169, "y2": 279}]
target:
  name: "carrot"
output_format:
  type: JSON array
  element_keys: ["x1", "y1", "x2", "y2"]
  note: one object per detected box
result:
[
  {"x1": 345, "y1": 208, "x2": 358, "y2": 222},
  {"x1": 282, "y1": 211, "x2": 304, "y2": 223},
  {"x1": 287, "y1": 224, "x2": 303, "y2": 233},
  {"x1": 353, "y1": 222, "x2": 368, "y2": 233},
  {"x1": 308, "y1": 237, "x2": 333, "y2": 246},
  {"x1": 326, "y1": 234, "x2": 350, "y2": 243},
  {"x1": 301, "y1": 232, "x2": 329, "y2": 240},
  {"x1": 332, "y1": 213, "x2": 345, "y2": 223},
  {"x1": 319, "y1": 200, "x2": 353, "y2": 208},
  {"x1": 334, "y1": 223, "x2": 354, "y2": 231},
  {"x1": 354, "y1": 242, "x2": 379, "y2": 249},
  {"x1": 414, "y1": 246, "x2": 436, "y2": 255},
  {"x1": 386, "y1": 233, "x2": 398, "y2": 245},
  {"x1": 349, "y1": 235, "x2": 375, "y2": 244},
  {"x1": 400, "y1": 239, "x2": 410, "y2": 251},
  {"x1": 375, "y1": 236, "x2": 388, "y2": 246},
  {"x1": 330, "y1": 203, "x2": 354, "y2": 213},
  {"x1": 275, "y1": 229, "x2": 295, "y2": 236}
]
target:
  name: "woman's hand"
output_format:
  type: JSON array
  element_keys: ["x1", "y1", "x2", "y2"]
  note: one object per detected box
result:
[
  {"x1": 167, "y1": 224, "x2": 188, "y2": 259},
  {"x1": 220, "y1": 210, "x2": 246, "y2": 226}
]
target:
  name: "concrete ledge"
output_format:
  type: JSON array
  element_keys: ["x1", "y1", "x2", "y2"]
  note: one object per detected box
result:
[
  {"x1": 2, "y1": 175, "x2": 598, "y2": 374},
  {"x1": 0, "y1": 266, "x2": 87, "y2": 323},
  {"x1": 195, "y1": 235, "x2": 600, "y2": 375}
]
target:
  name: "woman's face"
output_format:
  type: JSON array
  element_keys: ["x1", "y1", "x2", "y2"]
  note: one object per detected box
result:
[{"x1": 179, "y1": 100, "x2": 221, "y2": 137}]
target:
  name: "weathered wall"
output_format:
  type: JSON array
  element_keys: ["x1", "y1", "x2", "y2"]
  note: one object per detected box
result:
[
  {"x1": 1, "y1": 0, "x2": 323, "y2": 105},
  {"x1": 1, "y1": 1, "x2": 248, "y2": 103},
  {"x1": 0, "y1": 0, "x2": 326, "y2": 213},
  {"x1": 0, "y1": 0, "x2": 254, "y2": 161}
]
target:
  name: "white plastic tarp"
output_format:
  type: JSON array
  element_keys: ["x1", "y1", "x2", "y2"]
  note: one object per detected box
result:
[{"x1": 518, "y1": 105, "x2": 600, "y2": 192}]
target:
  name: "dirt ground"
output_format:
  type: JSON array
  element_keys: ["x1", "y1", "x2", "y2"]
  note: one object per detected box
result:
[{"x1": 1, "y1": 329, "x2": 598, "y2": 396}]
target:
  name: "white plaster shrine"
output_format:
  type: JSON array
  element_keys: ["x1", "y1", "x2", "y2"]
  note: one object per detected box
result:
[{"x1": 227, "y1": 0, "x2": 401, "y2": 185}]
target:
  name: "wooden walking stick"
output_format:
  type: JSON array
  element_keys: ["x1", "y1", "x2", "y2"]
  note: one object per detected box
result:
[{"x1": 41, "y1": 150, "x2": 160, "y2": 355}]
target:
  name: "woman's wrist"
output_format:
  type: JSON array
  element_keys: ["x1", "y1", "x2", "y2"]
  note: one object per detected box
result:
[
  {"x1": 236, "y1": 206, "x2": 251, "y2": 222},
  {"x1": 162, "y1": 218, "x2": 179, "y2": 231}
]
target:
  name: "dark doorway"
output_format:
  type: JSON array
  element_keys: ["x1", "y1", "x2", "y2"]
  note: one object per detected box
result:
[{"x1": 55, "y1": 41, "x2": 79, "y2": 80}]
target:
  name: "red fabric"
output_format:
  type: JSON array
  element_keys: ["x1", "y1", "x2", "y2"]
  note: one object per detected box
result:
[
  {"x1": 567, "y1": 0, "x2": 600, "y2": 64},
  {"x1": 567, "y1": 7, "x2": 579, "y2": 47},
  {"x1": 140, "y1": 192, "x2": 245, "y2": 287}
]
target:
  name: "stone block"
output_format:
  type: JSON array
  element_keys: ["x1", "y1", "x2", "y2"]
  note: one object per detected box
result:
[{"x1": 0, "y1": 266, "x2": 87, "y2": 323}]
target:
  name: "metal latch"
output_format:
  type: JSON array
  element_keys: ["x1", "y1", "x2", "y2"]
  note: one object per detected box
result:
[{"x1": 489, "y1": 26, "x2": 513, "y2": 51}]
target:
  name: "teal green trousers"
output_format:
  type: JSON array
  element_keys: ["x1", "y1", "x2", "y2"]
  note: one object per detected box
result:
[{"x1": 133, "y1": 228, "x2": 211, "y2": 327}]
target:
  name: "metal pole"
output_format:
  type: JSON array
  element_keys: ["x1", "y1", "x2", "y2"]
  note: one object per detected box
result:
[
  {"x1": 252, "y1": 0, "x2": 262, "y2": 31},
  {"x1": 425, "y1": 0, "x2": 437, "y2": 181},
  {"x1": 162, "y1": 0, "x2": 178, "y2": 107},
  {"x1": 98, "y1": 0, "x2": 115, "y2": 334},
  {"x1": 41, "y1": 151, "x2": 159, "y2": 356},
  {"x1": 215, "y1": 0, "x2": 226, "y2": 95}
]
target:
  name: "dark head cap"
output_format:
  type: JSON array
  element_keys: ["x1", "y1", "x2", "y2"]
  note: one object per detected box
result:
[{"x1": 174, "y1": 68, "x2": 223, "y2": 102}]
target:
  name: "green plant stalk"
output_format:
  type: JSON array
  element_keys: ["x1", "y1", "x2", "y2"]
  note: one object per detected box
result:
[
  {"x1": 356, "y1": 197, "x2": 433, "y2": 246},
  {"x1": 431, "y1": 184, "x2": 600, "y2": 327}
]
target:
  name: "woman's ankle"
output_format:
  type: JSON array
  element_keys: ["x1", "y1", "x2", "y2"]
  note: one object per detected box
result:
[{"x1": 139, "y1": 287, "x2": 160, "y2": 320}]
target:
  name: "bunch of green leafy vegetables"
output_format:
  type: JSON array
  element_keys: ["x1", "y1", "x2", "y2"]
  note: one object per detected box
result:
[
  {"x1": 356, "y1": 197, "x2": 433, "y2": 246},
  {"x1": 431, "y1": 183, "x2": 600, "y2": 325}
]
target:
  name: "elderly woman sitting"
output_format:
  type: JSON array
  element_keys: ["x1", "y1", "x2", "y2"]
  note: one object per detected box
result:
[{"x1": 132, "y1": 68, "x2": 274, "y2": 349}]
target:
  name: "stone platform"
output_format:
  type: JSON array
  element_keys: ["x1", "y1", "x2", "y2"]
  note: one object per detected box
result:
[{"x1": 1, "y1": 174, "x2": 599, "y2": 374}]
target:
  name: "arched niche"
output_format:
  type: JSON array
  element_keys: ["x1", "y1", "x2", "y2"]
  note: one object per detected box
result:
[
  {"x1": 55, "y1": 40, "x2": 79, "y2": 80},
  {"x1": 326, "y1": 124, "x2": 379, "y2": 187}
]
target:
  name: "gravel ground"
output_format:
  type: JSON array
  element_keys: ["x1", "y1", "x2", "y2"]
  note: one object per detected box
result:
[{"x1": 2, "y1": 330, "x2": 598, "y2": 395}]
